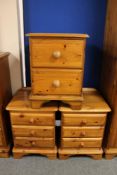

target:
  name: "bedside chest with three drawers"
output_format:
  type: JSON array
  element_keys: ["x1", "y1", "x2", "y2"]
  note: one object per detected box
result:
[
  {"x1": 58, "y1": 88, "x2": 111, "y2": 160},
  {"x1": 6, "y1": 88, "x2": 57, "y2": 159}
]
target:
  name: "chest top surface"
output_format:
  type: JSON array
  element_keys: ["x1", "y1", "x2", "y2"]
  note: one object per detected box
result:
[
  {"x1": 6, "y1": 88, "x2": 58, "y2": 112},
  {"x1": 26, "y1": 33, "x2": 89, "y2": 39},
  {"x1": 59, "y1": 88, "x2": 111, "y2": 113}
]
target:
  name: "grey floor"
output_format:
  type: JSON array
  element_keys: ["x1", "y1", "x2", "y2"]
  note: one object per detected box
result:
[{"x1": 0, "y1": 155, "x2": 117, "y2": 175}]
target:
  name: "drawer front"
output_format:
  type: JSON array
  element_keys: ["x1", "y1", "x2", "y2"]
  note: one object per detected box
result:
[
  {"x1": 61, "y1": 138, "x2": 102, "y2": 148},
  {"x1": 14, "y1": 137, "x2": 55, "y2": 148},
  {"x1": 30, "y1": 39, "x2": 85, "y2": 68},
  {"x1": 12, "y1": 125, "x2": 55, "y2": 138},
  {"x1": 62, "y1": 114, "x2": 106, "y2": 126},
  {"x1": 62, "y1": 126, "x2": 104, "y2": 138},
  {"x1": 11, "y1": 112, "x2": 54, "y2": 126},
  {"x1": 31, "y1": 68, "x2": 83, "y2": 95}
]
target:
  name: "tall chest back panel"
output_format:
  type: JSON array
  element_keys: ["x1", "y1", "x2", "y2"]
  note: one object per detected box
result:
[
  {"x1": 58, "y1": 88, "x2": 111, "y2": 160},
  {"x1": 100, "y1": 0, "x2": 117, "y2": 159},
  {"x1": 27, "y1": 33, "x2": 89, "y2": 109},
  {"x1": 6, "y1": 88, "x2": 57, "y2": 159},
  {"x1": 0, "y1": 52, "x2": 12, "y2": 158}
]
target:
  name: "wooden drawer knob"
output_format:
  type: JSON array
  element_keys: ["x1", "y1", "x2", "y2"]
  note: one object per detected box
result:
[
  {"x1": 80, "y1": 120, "x2": 87, "y2": 126},
  {"x1": 31, "y1": 141, "x2": 36, "y2": 146},
  {"x1": 79, "y1": 142, "x2": 84, "y2": 148},
  {"x1": 30, "y1": 130, "x2": 35, "y2": 136},
  {"x1": 52, "y1": 51, "x2": 61, "y2": 58},
  {"x1": 20, "y1": 114, "x2": 24, "y2": 118},
  {"x1": 80, "y1": 132, "x2": 86, "y2": 137},
  {"x1": 29, "y1": 118, "x2": 34, "y2": 124},
  {"x1": 52, "y1": 80, "x2": 60, "y2": 88}
]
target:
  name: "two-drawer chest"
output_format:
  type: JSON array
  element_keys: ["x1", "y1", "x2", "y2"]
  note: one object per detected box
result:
[
  {"x1": 0, "y1": 52, "x2": 12, "y2": 157},
  {"x1": 58, "y1": 88, "x2": 111, "y2": 160},
  {"x1": 6, "y1": 88, "x2": 57, "y2": 159},
  {"x1": 27, "y1": 33, "x2": 89, "y2": 109}
]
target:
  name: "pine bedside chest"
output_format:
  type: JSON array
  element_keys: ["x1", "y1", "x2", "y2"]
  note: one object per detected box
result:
[
  {"x1": 26, "y1": 33, "x2": 89, "y2": 109},
  {"x1": 58, "y1": 88, "x2": 111, "y2": 160},
  {"x1": 6, "y1": 88, "x2": 58, "y2": 159}
]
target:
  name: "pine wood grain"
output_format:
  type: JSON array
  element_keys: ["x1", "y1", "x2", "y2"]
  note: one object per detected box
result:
[
  {"x1": 14, "y1": 137, "x2": 55, "y2": 148},
  {"x1": 6, "y1": 88, "x2": 57, "y2": 159},
  {"x1": 30, "y1": 39, "x2": 85, "y2": 68},
  {"x1": 62, "y1": 126, "x2": 104, "y2": 138},
  {"x1": 27, "y1": 33, "x2": 89, "y2": 109},
  {"x1": 10, "y1": 112, "x2": 55, "y2": 126},
  {"x1": 12, "y1": 125, "x2": 55, "y2": 138},
  {"x1": 62, "y1": 113, "x2": 106, "y2": 126},
  {"x1": 31, "y1": 68, "x2": 83, "y2": 95},
  {"x1": 105, "y1": 148, "x2": 117, "y2": 159},
  {"x1": 13, "y1": 146, "x2": 57, "y2": 159},
  {"x1": 61, "y1": 138, "x2": 102, "y2": 148},
  {"x1": 26, "y1": 33, "x2": 89, "y2": 38},
  {"x1": 6, "y1": 88, "x2": 58, "y2": 112},
  {"x1": 0, "y1": 145, "x2": 10, "y2": 158},
  {"x1": 58, "y1": 88, "x2": 111, "y2": 159},
  {"x1": 59, "y1": 88, "x2": 111, "y2": 112},
  {"x1": 58, "y1": 148, "x2": 103, "y2": 160},
  {"x1": 29, "y1": 94, "x2": 83, "y2": 109}
]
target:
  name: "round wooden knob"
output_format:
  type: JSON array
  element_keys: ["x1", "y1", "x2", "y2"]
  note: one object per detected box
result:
[
  {"x1": 52, "y1": 51, "x2": 61, "y2": 58},
  {"x1": 30, "y1": 130, "x2": 35, "y2": 136},
  {"x1": 80, "y1": 132, "x2": 86, "y2": 137},
  {"x1": 80, "y1": 120, "x2": 87, "y2": 126},
  {"x1": 52, "y1": 80, "x2": 60, "y2": 88},
  {"x1": 31, "y1": 141, "x2": 36, "y2": 146},
  {"x1": 29, "y1": 118, "x2": 34, "y2": 124},
  {"x1": 79, "y1": 142, "x2": 84, "y2": 148},
  {"x1": 20, "y1": 114, "x2": 24, "y2": 118}
]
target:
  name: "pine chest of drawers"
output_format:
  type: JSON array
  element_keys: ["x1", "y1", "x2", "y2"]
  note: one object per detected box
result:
[
  {"x1": 0, "y1": 52, "x2": 12, "y2": 158},
  {"x1": 27, "y1": 33, "x2": 89, "y2": 109},
  {"x1": 6, "y1": 88, "x2": 58, "y2": 159},
  {"x1": 58, "y1": 88, "x2": 111, "y2": 160}
]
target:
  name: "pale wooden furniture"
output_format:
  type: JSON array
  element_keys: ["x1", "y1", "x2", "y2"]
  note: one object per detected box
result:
[
  {"x1": 0, "y1": 52, "x2": 12, "y2": 157},
  {"x1": 6, "y1": 88, "x2": 57, "y2": 159},
  {"x1": 26, "y1": 33, "x2": 89, "y2": 109},
  {"x1": 58, "y1": 88, "x2": 111, "y2": 160},
  {"x1": 100, "y1": 0, "x2": 117, "y2": 159}
]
